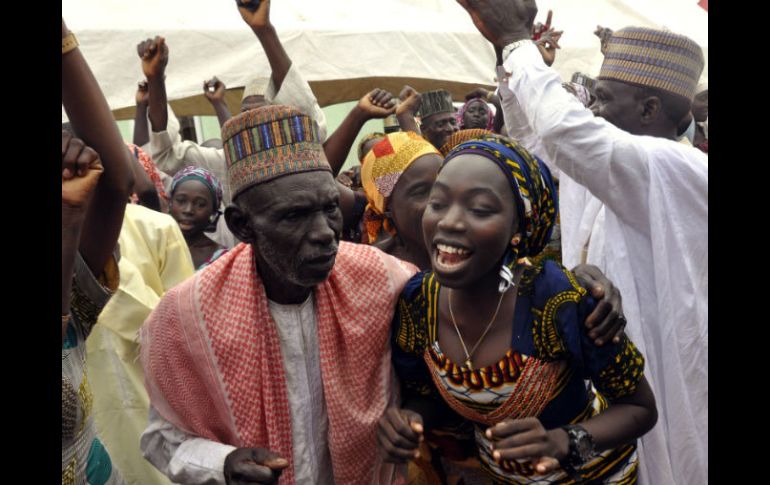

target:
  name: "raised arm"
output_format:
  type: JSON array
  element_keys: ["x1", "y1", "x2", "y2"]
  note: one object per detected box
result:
[
  {"x1": 61, "y1": 131, "x2": 103, "y2": 340},
  {"x1": 324, "y1": 89, "x2": 396, "y2": 176},
  {"x1": 396, "y1": 86, "x2": 422, "y2": 134},
  {"x1": 134, "y1": 80, "x2": 151, "y2": 147},
  {"x1": 62, "y1": 18, "x2": 133, "y2": 275},
  {"x1": 239, "y1": 0, "x2": 290, "y2": 93},
  {"x1": 139, "y1": 36, "x2": 170, "y2": 133},
  {"x1": 204, "y1": 76, "x2": 233, "y2": 128}
]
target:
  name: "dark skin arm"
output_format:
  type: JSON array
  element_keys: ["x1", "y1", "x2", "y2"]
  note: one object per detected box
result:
[
  {"x1": 378, "y1": 390, "x2": 458, "y2": 463},
  {"x1": 377, "y1": 406, "x2": 424, "y2": 463},
  {"x1": 535, "y1": 28, "x2": 563, "y2": 66},
  {"x1": 138, "y1": 36, "x2": 170, "y2": 132},
  {"x1": 239, "y1": 1, "x2": 291, "y2": 94},
  {"x1": 396, "y1": 85, "x2": 422, "y2": 134},
  {"x1": 486, "y1": 377, "x2": 657, "y2": 474},
  {"x1": 329, "y1": 89, "x2": 395, "y2": 229},
  {"x1": 204, "y1": 76, "x2": 232, "y2": 128},
  {"x1": 63, "y1": 18, "x2": 133, "y2": 275},
  {"x1": 572, "y1": 264, "x2": 627, "y2": 345},
  {"x1": 62, "y1": 131, "x2": 104, "y2": 342},
  {"x1": 530, "y1": 10, "x2": 562, "y2": 67},
  {"x1": 133, "y1": 80, "x2": 150, "y2": 146},
  {"x1": 224, "y1": 447, "x2": 289, "y2": 485},
  {"x1": 325, "y1": 88, "x2": 396, "y2": 176}
]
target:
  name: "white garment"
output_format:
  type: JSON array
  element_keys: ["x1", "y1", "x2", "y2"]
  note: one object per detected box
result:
[
  {"x1": 268, "y1": 295, "x2": 334, "y2": 485},
  {"x1": 141, "y1": 295, "x2": 333, "y2": 485},
  {"x1": 146, "y1": 63, "x2": 329, "y2": 249},
  {"x1": 499, "y1": 44, "x2": 708, "y2": 485}
]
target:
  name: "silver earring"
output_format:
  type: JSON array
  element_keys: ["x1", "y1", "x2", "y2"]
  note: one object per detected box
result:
[{"x1": 499, "y1": 264, "x2": 514, "y2": 293}]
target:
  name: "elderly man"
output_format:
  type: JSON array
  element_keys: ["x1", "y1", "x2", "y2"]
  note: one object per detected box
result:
[
  {"x1": 456, "y1": 1, "x2": 708, "y2": 484},
  {"x1": 139, "y1": 105, "x2": 415, "y2": 485},
  {"x1": 418, "y1": 89, "x2": 460, "y2": 149}
]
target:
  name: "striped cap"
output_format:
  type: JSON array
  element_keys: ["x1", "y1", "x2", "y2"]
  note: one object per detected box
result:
[
  {"x1": 599, "y1": 27, "x2": 704, "y2": 100},
  {"x1": 222, "y1": 105, "x2": 330, "y2": 199},
  {"x1": 418, "y1": 89, "x2": 454, "y2": 119}
]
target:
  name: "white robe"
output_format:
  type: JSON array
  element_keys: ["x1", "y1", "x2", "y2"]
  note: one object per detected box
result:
[
  {"x1": 499, "y1": 43, "x2": 708, "y2": 485},
  {"x1": 141, "y1": 295, "x2": 334, "y2": 485}
]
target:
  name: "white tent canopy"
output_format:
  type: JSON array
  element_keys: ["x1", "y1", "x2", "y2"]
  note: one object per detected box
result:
[{"x1": 63, "y1": 0, "x2": 707, "y2": 119}]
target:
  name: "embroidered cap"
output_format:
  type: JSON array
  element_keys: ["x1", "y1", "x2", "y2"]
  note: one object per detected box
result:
[
  {"x1": 418, "y1": 89, "x2": 455, "y2": 119},
  {"x1": 598, "y1": 27, "x2": 704, "y2": 100},
  {"x1": 222, "y1": 105, "x2": 330, "y2": 199}
]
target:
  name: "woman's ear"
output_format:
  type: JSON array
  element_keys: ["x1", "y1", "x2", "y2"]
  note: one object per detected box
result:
[
  {"x1": 225, "y1": 205, "x2": 255, "y2": 244},
  {"x1": 510, "y1": 232, "x2": 522, "y2": 247}
]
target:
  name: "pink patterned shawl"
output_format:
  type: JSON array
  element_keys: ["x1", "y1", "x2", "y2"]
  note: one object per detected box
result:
[{"x1": 141, "y1": 241, "x2": 416, "y2": 484}]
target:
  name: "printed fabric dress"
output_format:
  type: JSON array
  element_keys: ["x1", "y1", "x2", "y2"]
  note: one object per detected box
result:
[
  {"x1": 392, "y1": 260, "x2": 645, "y2": 484},
  {"x1": 62, "y1": 253, "x2": 125, "y2": 485}
]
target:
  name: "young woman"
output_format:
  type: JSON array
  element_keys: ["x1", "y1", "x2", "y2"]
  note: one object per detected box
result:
[
  {"x1": 169, "y1": 166, "x2": 227, "y2": 270},
  {"x1": 378, "y1": 134, "x2": 656, "y2": 484}
]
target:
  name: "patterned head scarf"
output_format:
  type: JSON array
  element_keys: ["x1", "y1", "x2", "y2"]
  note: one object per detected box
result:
[
  {"x1": 170, "y1": 166, "x2": 224, "y2": 212},
  {"x1": 361, "y1": 131, "x2": 440, "y2": 243},
  {"x1": 599, "y1": 27, "x2": 704, "y2": 101},
  {"x1": 456, "y1": 98, "x2": 494, "y2": 130},
  {"x1": 443, "y1": 134, "x2": 557, "y2": 290},
  {"x1": 439, "y1": 128, "x2": 494, "y2": 157},
  {"x1": 222, "y1": 105, "x2": 330, "y2": 199},
  {"x1": 126, "y1": 142, "x2": 168, "y2": 202},
  {"x1": 357, "y1": 132, "x2": 386, "y2": 163}
]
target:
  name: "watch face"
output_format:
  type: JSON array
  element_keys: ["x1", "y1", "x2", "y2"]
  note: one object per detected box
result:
[{"x1": 574, "y1": 429, "x2": 594, "y2": 461}]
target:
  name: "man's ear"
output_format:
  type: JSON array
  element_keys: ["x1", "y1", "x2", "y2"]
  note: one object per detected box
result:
[
  {"x1": 225, "y1": 205, "x2": 256, "y2": 244},
  {"x1": 640, "y1": 95, "x2": 663, "y2": 125}
]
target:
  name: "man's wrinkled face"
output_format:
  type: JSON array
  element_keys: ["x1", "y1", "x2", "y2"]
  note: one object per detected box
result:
[
  {"x1": 238, "y1": 171, "x2": 343, "y2": 288},
  {"x1": 421, "y1": 112, "x2": 459, "y2": 148}
]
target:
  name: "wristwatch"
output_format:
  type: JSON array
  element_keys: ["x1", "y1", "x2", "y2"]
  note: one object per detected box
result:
[
  {"x1": 559, "y1": 424, "x2": 595, "y2": 481},
  {"x1": 502, "y1": 39, "x2": 534, "y2": 62}
]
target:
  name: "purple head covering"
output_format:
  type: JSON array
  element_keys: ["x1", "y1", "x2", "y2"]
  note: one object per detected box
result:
[{"x1": 457, "y1": 97, "x2": 494, "y2": 130}]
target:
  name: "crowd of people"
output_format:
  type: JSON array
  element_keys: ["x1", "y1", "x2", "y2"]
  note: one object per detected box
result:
[{"x1": 62, "y1": 0, "x2": 707, "y2": 484}]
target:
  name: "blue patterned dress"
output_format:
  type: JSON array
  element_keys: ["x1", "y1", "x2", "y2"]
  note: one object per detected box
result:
[{"x1": 392, "y1": 260, "x2": 645, "y2": 484}]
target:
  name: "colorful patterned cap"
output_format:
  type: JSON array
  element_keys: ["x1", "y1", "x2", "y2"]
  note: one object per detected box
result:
[
  {"x1": 439, "y1": 128, "x2": 493, "y2": 157},
  {"x1": 418, "y1": 90, "x2": 455, "y2": 119},
  {"x1": 222, "y1": 105, "x2": 330, "y2": 199},
  {"x1": 598, "y1": 27, "x2": 704, "y2": 100},
  {"x1": 361, "y1": 131, "x2": 440, "y2": 243}
]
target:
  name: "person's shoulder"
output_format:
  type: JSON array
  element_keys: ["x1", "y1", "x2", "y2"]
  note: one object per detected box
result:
[
  {"x1": 527, "y1": 260, "x2": 587, "y2": 306},
  {"x1": 125, "y1": 203, "x2": 179, "y2": 231},
  {"x1": 633, "y1": 134, "x2": 708, "y2": 175},
  {"x1": 335, "y1": 241, "x2": 418, "y2": 276},
  {"x1": 401, "y1": 269, "x2": 432, "y2": 302},
  {"x1": 122, "y1": 204, "x2": 187, "y2": 251}
]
